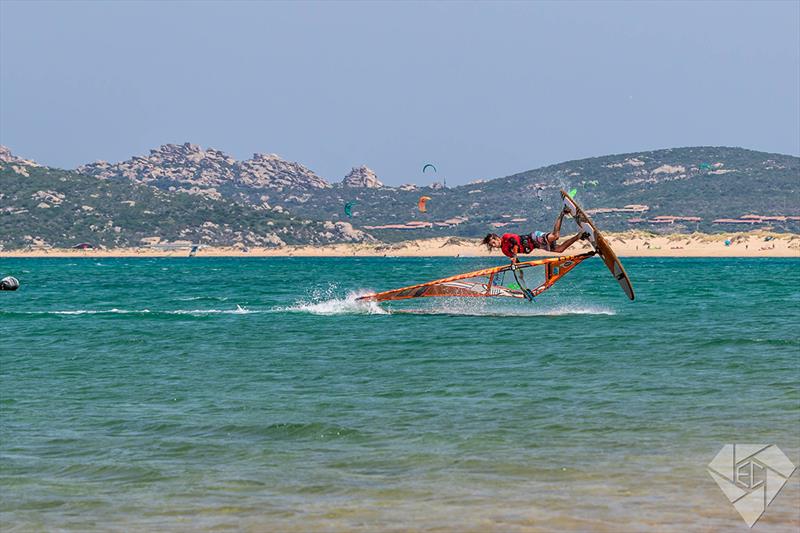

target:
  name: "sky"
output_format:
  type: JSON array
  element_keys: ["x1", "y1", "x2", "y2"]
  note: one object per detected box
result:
[{"x1": 1, "y1": 0, "x2": 798, "y2": 186}]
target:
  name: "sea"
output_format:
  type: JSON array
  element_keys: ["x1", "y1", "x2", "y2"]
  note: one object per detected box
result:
[{"x1": 1, "y1": 257, "x2": 798, "y2": 532}]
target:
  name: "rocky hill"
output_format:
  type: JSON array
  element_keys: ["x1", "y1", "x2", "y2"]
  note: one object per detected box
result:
[
  {"x1": 1, "y1": 145, "x2": 40, "y2": 169},
  {"x1": 78, "y1": 143, "x2": 329, "y2": 200},
  {"x1": 72, "y1": 144, "x2": 800, "y2": 240},
  {"x1": 342, "y1": 166, "x2": 383, "y2": 188},
  {"x1": 288, "y1": 146, "x2": 800, "y2": 239},
  {"x1": 2, "y1": 144, "x2": 798, "y2": 249},
  {"x1": 0, "y1": 149, "x2": 372, "y2": 250}
]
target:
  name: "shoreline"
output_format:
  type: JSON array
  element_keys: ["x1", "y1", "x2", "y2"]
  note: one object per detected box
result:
[{"x1": 2, "y1": 231, "x2": 798, "y2": 259}]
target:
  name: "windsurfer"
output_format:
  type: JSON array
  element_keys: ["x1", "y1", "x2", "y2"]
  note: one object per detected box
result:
[{"x1": 482, "y1": 208, "x2": 588, "y2": 262}]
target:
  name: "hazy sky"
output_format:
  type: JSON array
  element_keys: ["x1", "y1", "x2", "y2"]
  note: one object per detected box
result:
[{"x1": 1, "y1": 1, "x2": 798, "y2": 185}]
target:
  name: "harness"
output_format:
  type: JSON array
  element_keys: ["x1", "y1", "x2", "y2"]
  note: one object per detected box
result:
[
  {"x1": 502, "y1": 232, "x2": 553, "y2": 257},
  {"x1": 518, "y1": 234, "x2": 535, "y2": 253},
  {"x1": 532, "y1": 231, "x2": 554, "y2": 252}
]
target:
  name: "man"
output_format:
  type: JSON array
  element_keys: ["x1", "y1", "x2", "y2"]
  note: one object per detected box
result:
[{"x1": 482, "y1": 208, "x2": 587, "y2": 263}]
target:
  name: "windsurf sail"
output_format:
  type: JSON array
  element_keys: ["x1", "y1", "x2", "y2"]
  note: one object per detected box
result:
[
  {"x1": 357, "y1": 252, "x2": 594, "y2": 303},
  {"x1": 510, "y1": 264, "x2": 534, "y2": 301},
  {"x1": 561, "y1": 189, "x2": 635, "y2": 300}
]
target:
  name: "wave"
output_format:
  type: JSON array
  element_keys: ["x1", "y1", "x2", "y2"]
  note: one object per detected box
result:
[
  {"x1": 53, "y1": 308, "x2": 147, "y2": 315},
  {"x1": 3, "y1": 305, "x2": 258, "y2": 316},
  {"x1": 168, "y1": 305, "x2": 256, "y2": 315},
  {"x1": 693, "y1": 337, "x2": 800, "y2": 348},
  {"x1": 174, "y1": 295, "x2": 229, "y2": 302},
  {"x1": 392, "y1": 303, "x2": 616, "y2": 317},
  {"x1": 214, "y1": 421, "x2": 367, "y2": 440}
]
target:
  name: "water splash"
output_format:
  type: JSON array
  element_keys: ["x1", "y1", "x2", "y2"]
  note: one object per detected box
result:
[
  {"x1": 285, "y1": 296, "x2": 388, "y2": 316},
  {"x1": 282, "y1": 285, "x2": 388, "y2": 315}
]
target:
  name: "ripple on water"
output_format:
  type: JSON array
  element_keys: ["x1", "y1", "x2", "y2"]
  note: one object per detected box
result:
[{"x1": 1, "y1": 257, "x2": 798, "y2": 531}]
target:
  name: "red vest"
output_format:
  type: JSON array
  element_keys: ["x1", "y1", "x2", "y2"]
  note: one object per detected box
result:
[
  {"x1": 501, "y1": 233, "x2": 522, "y2": 258},
  {"x1": 501, "y1": 233, "x2": 538, "y2": 258}
]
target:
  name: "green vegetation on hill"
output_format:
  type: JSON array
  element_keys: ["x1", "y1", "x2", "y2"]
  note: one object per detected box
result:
[
  {"x1": 0, "y1": 166, "x2": 362, "y2": 249},
  {"x1": 288, "y1": 147, "x2": 800, "y2": 239},
  {"x1": 1, "y1": 146, "x2": 797, "y2": 250}
]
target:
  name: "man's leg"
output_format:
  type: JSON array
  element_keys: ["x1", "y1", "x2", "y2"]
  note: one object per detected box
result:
[
  {"x1": 550, "y1": 210, "x2": 566, "y2": 240},
  {"x1": 552, "y1": 232, "x2": 585, "y2": 253}
]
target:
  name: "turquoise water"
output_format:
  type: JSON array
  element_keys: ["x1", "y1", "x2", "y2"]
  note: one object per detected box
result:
[{"x1": 1, "y1": 257, "x2": 798, "y2": 531}]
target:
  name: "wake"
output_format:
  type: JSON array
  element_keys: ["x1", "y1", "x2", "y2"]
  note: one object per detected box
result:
[
  {"x1": 396, "y1": 306, "x2": 617, "y2": 317},
  {"x1": 391, "y1": 301, "x2": 616, "y2": 317},
  {"x1": 281, "y1": 285, "x2": 614, "y2": 317}
]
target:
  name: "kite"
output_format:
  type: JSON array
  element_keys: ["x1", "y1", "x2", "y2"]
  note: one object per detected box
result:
[{"x1": 418, "y1": 196, "x2": 432, "y2": 213}]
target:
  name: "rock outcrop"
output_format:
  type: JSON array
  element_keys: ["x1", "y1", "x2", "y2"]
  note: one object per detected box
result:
[
  {"x1": 237, "y1": 152, "x2": 329, "y2": 189},
  {"x1": 0, "y1": 145, "x2": 41, "y2": 176},
  {"x1": 342, "y1": 166, "x2": 383, "y2": 188},
  {"x1": 0, "y1": 145, "x2": 40, "y2": 167},
  {"x1": 77, "y1": 143, "x2": 330, "y2": 194}
]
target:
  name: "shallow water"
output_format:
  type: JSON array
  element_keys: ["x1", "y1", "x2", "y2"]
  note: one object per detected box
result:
[{"x1": 1, "y1": 257, "x2": 798, "y2": 531}]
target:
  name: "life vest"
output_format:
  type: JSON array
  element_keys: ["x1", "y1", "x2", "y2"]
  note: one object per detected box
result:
[
  {"x1": 519, "y1": 234, "x2": 535, "y2": 253},
  {"x1": 501, "y1": 233, "x2": 534, "y2": 258},
  {"x1": 501, "y1": 232, "x2": 553, "y2": 257}
]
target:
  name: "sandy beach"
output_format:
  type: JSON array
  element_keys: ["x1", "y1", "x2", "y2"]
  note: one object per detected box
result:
[{"x1": 2, "y1": 231, "x2": 799, "y2": 259}]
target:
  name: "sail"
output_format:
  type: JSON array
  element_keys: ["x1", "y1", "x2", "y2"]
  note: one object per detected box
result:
[{"x1": 357, "y1": 252, "x2": 594, "y2": 303}]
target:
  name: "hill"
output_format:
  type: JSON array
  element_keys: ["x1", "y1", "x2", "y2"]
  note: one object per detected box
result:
[
  {"x1": 0, "y1": 150, "x2": 371, "y2": 250},
  {"x1": 2, "y1": 144, "x2": 798, "y2": 249},
  {"x1": 73, "y1": 144, "x2": 800, "y2": 240},
  {"x1": 290, "y1": 146, "x2": 800, "y2": 239}
]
